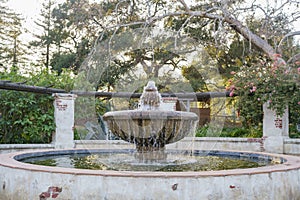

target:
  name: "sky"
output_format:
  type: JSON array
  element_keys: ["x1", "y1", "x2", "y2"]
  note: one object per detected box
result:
[
  {"x1": 7, "y1": 0, "x2": 45, "y2": 17},
  {"x1": 5, "y1": 0, "x2": 65, "y2": 42},
  {"x1": 6, "y1": 0, "x2": 102, "y2": 42},
  {"x1": 6, "y1": 0, "x2": 58, "y2": 26}
]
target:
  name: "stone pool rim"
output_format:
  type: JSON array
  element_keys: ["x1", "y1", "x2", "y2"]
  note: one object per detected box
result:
[{"x1": 1, "y1": 148, "x2": 300, "y2": 178}]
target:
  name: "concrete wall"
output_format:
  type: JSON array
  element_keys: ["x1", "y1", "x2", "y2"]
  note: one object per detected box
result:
[
  {"x1": 168, "y1": 137, "x2": 263, "y2": 152},
  {"x1": 284, "y1": 138, "x2": 300, "y2": 155},
  {"x1": 1, "y1": 150, "x2": 300, "y2": 200},
  {"x1": 0, "y1": 144, "x2": 54, "y2": 154}
]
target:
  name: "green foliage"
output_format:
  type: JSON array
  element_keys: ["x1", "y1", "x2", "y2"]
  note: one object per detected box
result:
[
  {"x1": 229, "y1": 55, "x2": 300, "y2": 123},
  {"x1": 195, "y1": 126, "x2": 262, "y2": 138},
  {"x1": 48, "y1": 0, "x2": 99, "y2": 74},
  {"x1": 0, "y1": 68, "x2": 74, "y2": 144},
  {"x1": 51, "y1": 52, "x2": 76, "y2": 74},
  {"x1": 289, "y1": 124, "x2": 299, "y2": 138},
  {"x1": 30, "y1": 0, "x2": 56, "y2": 69},
  {"x1": 195, "y1": 125, "x2": 210, "y2": 137},
  {"x1": 182, "y1": 63, "x2": 210, "y2": 92},
  {"x1": 0, "y1": 3, "x2": 26, "y2": 67},
  {"x1": 0, "y1": 91, "x2": 54, "y2": 143},
  {"x1": 97, "y1": 59, "x2": 133, "y2": 91}
]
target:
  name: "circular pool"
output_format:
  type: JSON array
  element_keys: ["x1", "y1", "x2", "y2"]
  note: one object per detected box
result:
[
  {"x1": 1, "y1": 149, "x2": 300, "y2": 200},
  {"x1": 17, "y1": 149, "x2": 276, "y2": 171}
]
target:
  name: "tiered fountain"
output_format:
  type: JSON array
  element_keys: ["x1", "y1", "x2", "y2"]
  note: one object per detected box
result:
[{"x1": 103, "y1": 81, "x2": 199, "y2": 153}]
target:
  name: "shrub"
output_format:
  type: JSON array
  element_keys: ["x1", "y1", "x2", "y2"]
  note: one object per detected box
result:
[
  {"x1": 0, "y1": 68, "x2": 74, "y2": 144},
  {"x1": 195, "y1": 126, "x2": 262, "y2": 138}
]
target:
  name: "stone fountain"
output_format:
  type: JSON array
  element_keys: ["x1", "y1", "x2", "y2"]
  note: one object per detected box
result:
[
  {"x1": 103, "y1": 81, "x2": 199, "y2": 153},
  {"x1": 2, "y1": 81, "x2": 300, "y2": 199}
]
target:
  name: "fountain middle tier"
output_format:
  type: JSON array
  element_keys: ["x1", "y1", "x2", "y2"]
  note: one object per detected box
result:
[{"x1": 103, "y1": 110, "x2": 198, "y2": 152}]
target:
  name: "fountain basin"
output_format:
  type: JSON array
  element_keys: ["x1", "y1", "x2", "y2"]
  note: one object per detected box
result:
[
  {"x1": 17, "y1": 149, "x2": 276, "y2": 171},
  {"x1": 1, "y1": 149, "x2": 300, "y2": 200},
  {"x1": 103, "y1": 110, "x2": 198, "y2": 151}
]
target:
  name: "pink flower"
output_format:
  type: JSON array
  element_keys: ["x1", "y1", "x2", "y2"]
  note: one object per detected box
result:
[
  {"x1": 298, "y1": 67, "x2": 300, "y2": 74},
  {"x1": 298, "y1": 102, "x2": 300, "y2": 105},
  {"x1": 229, "y1": 91, "x2": 234, "y2": 97},
  {"x1": 250, "y1": 86, "x2": 256, "y2": 93},
  {"x1": 230, "y1": 71, "x2": 236, "y2": 75},
  {"x1": 273, "y1": 53, "x2": 282, "y2": 58},
  {"x1": 257, "y1": 98, "x2": 261, "y2": 101}
]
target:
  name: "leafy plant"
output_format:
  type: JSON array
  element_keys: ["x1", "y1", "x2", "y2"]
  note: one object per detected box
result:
[
  {"x1": 227, "y1": 54, "x2": 300, "y2": 127},
  {"x1": 195, "y1": 126, "x2": 262, "y2": 138},
  {"x1": 0, "y1": 68, "x2": 74, "y2": 144}
]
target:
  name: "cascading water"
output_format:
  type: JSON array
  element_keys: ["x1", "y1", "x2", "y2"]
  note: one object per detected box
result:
[{"x1": 103, "y1": 81, "x2": 199, "y2": 153}]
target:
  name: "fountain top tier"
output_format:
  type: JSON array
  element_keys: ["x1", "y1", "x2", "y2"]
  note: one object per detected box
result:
[
  {"x1": 138, "y1": 81, "x2": 162, "y2": 111},
  {"x1": 103, "y1": 81, "x2": 199, "y2": 152}
]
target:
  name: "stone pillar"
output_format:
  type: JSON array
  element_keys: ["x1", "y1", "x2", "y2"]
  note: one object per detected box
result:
[
  {"x1": 263, "y1": 102, "x2": 288, "y2": 153},
  {"x1": 52, "y1": 93, "x2": 77, "y2": 149}
]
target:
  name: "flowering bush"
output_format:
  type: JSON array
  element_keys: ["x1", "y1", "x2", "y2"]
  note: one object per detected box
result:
[{"x1": 227, "y1": 54, "x2": 300, "y2": 126}]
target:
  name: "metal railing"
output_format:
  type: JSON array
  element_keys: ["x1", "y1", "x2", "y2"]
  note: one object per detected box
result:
[{"x1": 0, "y1": 80, "x2": 233, "y2": 101}]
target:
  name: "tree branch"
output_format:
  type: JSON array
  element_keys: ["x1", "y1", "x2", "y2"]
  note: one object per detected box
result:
[
  {"x1": 103, "y1": 2, "x2": 295, "y2": 62},
  {"x1": 277, "y1": 31, "x2": 300, "y2": 52}
]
